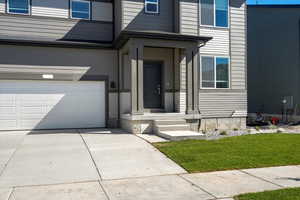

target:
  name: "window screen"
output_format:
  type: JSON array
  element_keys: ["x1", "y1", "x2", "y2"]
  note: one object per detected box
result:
[
  {"x1": 201, "y1": 56, "x2": 215, "y2": 88},
  {"x1": 200, "y1": 0, "x2": 214, "y2": 26}
]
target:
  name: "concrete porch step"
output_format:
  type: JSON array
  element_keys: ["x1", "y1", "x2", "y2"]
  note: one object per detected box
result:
[
  {"x1": 154, "y1": 120, "x2": 187, "y2": 126},
  {"x1": 156, "y1": 124, "x2": 190, "y2": 131},
  {"x1": 158, "y1": 131, "x2": 206, "y2": 141}
]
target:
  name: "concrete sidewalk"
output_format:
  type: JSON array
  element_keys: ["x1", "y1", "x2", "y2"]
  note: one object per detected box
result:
[
  {"x1": 1, "y1": 165, "x2": 299, "y2": 200},
  {"x1": 0, "y1": 130, "x2": 299, "y2": 199}
]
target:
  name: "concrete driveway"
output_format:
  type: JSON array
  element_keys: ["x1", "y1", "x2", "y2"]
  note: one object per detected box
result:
[
  {"x1": 0, "y1": 129, "x2": 189, "y2": 200},
  {"x1": 1, "y1": 129, "x2": 300, "y2": 200}
]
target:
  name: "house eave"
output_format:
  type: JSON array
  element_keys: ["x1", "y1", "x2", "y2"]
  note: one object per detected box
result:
[{"x1": 114, "y1": 30, "x2": 212, "y2": 49}]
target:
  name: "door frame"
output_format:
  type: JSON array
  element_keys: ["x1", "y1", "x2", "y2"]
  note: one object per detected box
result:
[{"x1": 143, "y1": 60, "x2": 165, "y2": 111}]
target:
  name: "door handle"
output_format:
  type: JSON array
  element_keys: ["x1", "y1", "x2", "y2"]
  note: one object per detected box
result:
[{"x1": 157, "y1": 85, "x2": 161, "y2": 95}]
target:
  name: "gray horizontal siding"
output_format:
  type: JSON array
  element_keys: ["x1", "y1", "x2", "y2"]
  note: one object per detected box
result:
[
  {"x1": 200, "y1": 27, "x2": 230, "y2": 55},
  {"x1": 180, "y1": 0, "x2": 198, "y2": 35},
  {"x1": 199, "y1": 92, "x2": 248, "y2": 118},
  {"x1": 122, "y1": 0, "x2": 174, "y2": 32},
  {"x1": 230, "y1": 0, "x2": 247, "y2": 89},
  {"x1": 0, "y1": 44, "x2": 118, "y2": 84},
  {"x1": 0, "y1": 14, "x2": 113, "y2": 42},
  {"x1": 1, "y1": 0, "x2": 113, "y2": 22}
]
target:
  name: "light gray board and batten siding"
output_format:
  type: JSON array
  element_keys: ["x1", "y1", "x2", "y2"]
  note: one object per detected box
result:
[
  {"x1": 0, "y1": 0, "x2": 113, "y2": 42},
  {"x1": 120, "y1": 0, "x2": 174, "y2": 32}
]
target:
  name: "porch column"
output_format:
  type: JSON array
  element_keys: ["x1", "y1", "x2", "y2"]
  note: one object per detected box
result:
[
  {"x1": 186, "y1": 45, "x2": 200, "y2": 114},
  {"x1": 129, "y1": 40, "x2": 144, "y2": 115}
]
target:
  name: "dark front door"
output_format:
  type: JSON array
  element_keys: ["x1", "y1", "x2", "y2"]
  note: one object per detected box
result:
[{"x1": 143, "y1": 61, "x2": 162, "y2": 109}]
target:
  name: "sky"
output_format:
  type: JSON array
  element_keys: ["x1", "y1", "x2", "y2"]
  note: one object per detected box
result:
[{"x1": 247, "y1": 0, "x2": 300, "y2": 5}]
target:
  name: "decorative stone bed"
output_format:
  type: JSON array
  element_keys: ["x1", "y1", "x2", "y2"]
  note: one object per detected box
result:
[{"x1": 202, "y1": 124, "x2": 300, "y2": 140}]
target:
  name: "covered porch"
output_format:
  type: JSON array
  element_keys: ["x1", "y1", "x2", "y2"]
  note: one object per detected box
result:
[{"x1": 116, "y1": 31, "x2": 211, "y2": 134}]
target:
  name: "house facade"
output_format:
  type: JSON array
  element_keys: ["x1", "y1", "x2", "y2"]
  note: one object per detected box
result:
[
  {"x1": 0, "y1": 0, "x2": 247, "y2": 134},
  {"x1": 248, "y1": 5, "x2": 300, "y2": 121}
]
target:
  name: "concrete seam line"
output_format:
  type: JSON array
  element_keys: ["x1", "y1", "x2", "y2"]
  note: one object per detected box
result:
[
  {"x1": 7, "y1": 187, "x2": 15, "y2": 200},
  {"x1": 177, "y1": 175, "x2": 218, "y2": 199},
  {"x1": 98, "y1": 180, "x2": 111, "y2": 200},
  {"x1": 100, "y1": 173, "x2": 187, "y2": 182},
  {"x1": 0, "y1": 134, "x2": 26, "y2": 177},
  {"x1": 133, "y1": 134, "x2": 187, "y2": 173},
  {"x1": 239, "y1": 170, "x2": 284, "y2": 188},
  {"x1": 78, "y1": 130, "x2": 103, "y2": 181},
  {"x1": 9, "y1": 180, "x2": 100, "y2": 189}
]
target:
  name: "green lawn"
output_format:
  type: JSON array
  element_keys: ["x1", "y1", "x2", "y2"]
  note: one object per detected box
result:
[
  {"x1": 234, "y1": 188, "x2": 300, "y2": 200},
  {"x1": 154, "y1": 134, "x2": 300, "y2": 173}
]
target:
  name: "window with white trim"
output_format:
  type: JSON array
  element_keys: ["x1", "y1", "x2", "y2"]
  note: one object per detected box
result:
[
  {"x1": 200, "y1": 0, "x2": 229, "y2": 27},
  {"x1": 145, "y1": 0, "x2": 159, "y2": 14},
  {"x1": 8, "y1": 0, "x2": 30, "y2": 15},
  {"x1": 201, "y1": 56, "x2": 229, "y2": 88},
  {"x1": 71, "y1": 0, "x2": 90, "y2": 20}
]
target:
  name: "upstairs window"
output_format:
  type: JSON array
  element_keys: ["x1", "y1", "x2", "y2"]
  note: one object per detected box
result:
[
  {"x1": 145, "y1": 0, "x2": 159, "y2": 14},
  {"x1": 71, "y1": 0, "x2": 90, "y2": 20},
  {"x1": 8, "y1": 0, "x2": 30, "y2": 14},
  {"x1": 200, "y1": 0, "x2": 229, "y2": 27},
  {"x1": 201, "y1": 56, "x2": 229, "y2": 88}
]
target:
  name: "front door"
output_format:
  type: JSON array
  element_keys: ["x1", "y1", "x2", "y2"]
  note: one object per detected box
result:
[{"x1": 143, "y1": 61, "x2": 162, "y2": 109}]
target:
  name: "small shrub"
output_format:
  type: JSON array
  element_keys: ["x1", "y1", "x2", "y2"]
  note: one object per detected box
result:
[
  {"x1": 220, "y1": 131, "x2": 227, "y2": 136},
  {"x1": 233, "y1": 128, "x2": 239, "y2": 131},
  {"x1": 270, "y1": 125, "x2": 277, "y2": 130}
]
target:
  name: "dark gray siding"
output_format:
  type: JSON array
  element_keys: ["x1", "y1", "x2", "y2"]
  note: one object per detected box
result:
[
  {"x1": 248, "y1": 6, "x2": 300, "y2": 114},
  {"x1": 0, "y1": 14, "x2": 113, "y2": 42},
  {"x1": 121, "y1": 0, "x2": 174, "y2": 32},
  {"x1": 0, "y1": 45, "x2": 118, "y2": 85},
  {"x1": 115, "y1": 0, "x2": 123, "y2": 36}
]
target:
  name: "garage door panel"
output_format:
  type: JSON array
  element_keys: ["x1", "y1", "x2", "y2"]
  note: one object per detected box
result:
[
  {"x1": 0, "y1": 81, "x2": 106, "y2": 130},
  {"x1": 0, "y1": 120, "x2": 17, "y2": 129}
]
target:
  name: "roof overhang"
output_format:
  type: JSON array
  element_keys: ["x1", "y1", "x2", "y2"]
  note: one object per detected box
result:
[{"x1": 114, "y1": 30, "x2": 212, "y2": 49}]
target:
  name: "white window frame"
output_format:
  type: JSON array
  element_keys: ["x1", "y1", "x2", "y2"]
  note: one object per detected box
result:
[
  {"x1": 70, "y1": 0, "x2": 91, "y2": 20},
  {"x1": 7, "y1": 0, "x2": 30, "y2": 15},
  {"x1": 145, "y1": 0, "x2": 159, "y2": 14},
  {"x1": 200, "y1": 55, "x2": 231, "y2": 89},
  {"x1": 199, "y1": 0, "x2": 229, "y2": 28}
]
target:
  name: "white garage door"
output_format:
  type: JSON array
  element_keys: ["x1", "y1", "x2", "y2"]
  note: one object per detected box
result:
[{"x1": 0, "y1": 80, "x2": 106, "y2": 130}]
